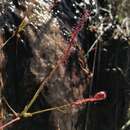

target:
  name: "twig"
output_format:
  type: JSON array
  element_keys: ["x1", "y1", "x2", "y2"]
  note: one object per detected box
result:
[
  {"x1": 99, "y1": 7, "x2": 113, "y2": 20},
  {"x1": 121, "y1": 120, "x2": 130, "y2": 130},
  {"x1": 22, "y1": 64, "x2": 59, "y2": 113},
  {"x1": 0, "y1": 34, "x2": 15, "y2": 51},
  {"x1": 0, "y1": 16, "x2": 29, "y2": 51},
  {"x1": 30, "y1": 104, "x2": 70, "y2": 116},
  {"x1": 2, "y1": 97, "x2": 18, "y2": 117},
  {"x1": 85, "y1": 23, "x2": 112, "y2": 57}
]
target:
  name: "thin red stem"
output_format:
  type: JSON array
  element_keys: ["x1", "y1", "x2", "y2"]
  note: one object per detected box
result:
[{"x1": 0, "y1": 117, "x2": 20, "y2": 130}]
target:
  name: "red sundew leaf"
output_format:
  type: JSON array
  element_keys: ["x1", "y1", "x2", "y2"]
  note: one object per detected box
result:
[
  {"x1": 72, "y1": 91, "x2": 107, "y2": 107},
  {"x1": 93, "y1": 91, "x2": 107, "y2": 101},
  {"x1": 62, "y1": 10, "x2": 91, "y2": 63}
]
